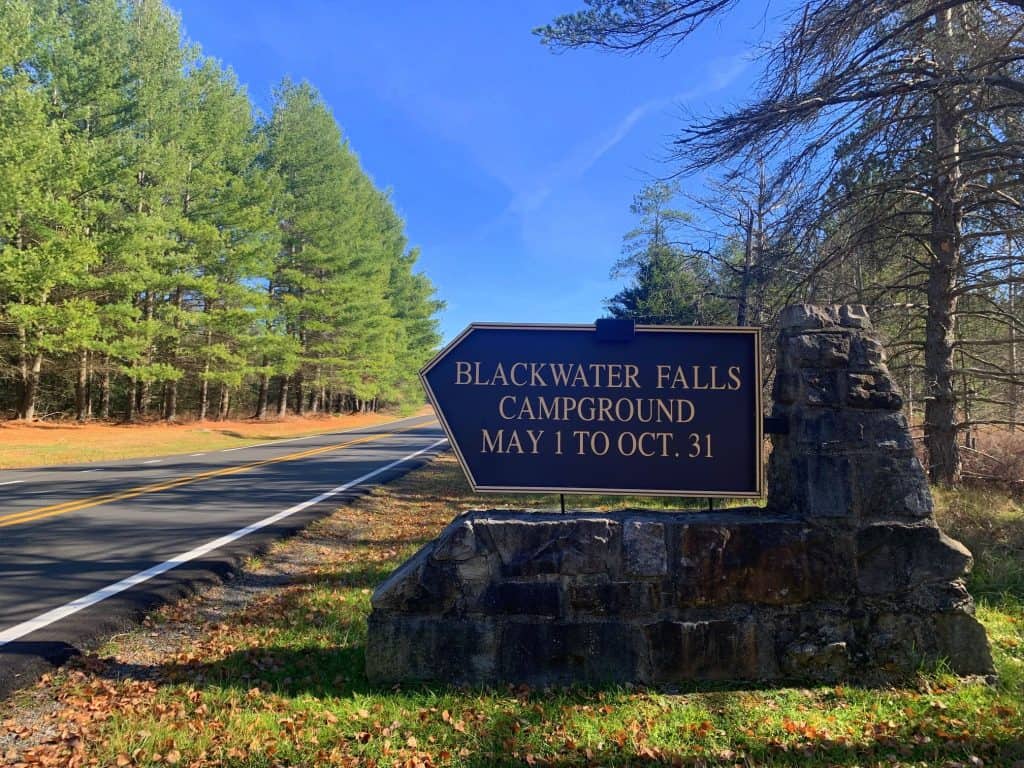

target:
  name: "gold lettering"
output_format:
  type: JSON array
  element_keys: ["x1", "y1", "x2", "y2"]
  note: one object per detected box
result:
[
  {"x1": 708, "y1": 365, "x2": 728, "y2": 390},
  {"x1": 517, "y1": 397, "x2": 535, "y2": 420},
  {"x1": 482, "y1": 429, "x2": 504, "y2": 453},
  {"x1": 537, "y1": 396, "x2": 558, "y2": 420},
  {"x1": 505, "y1": 430, "x2": 523, "y2": 453},
  {"x1": 608, "y1": 365, "x2": 622, "y2": 388},
  {"x1": 550, "y1": 363, "x2": 572, "y2": 386},
  {"x1": 728, "y1": 365, "x2": 742, "y2": 390},
  {"x1": 625, "y1": 365, "x2": 640, "y2": 388},
  {"x1": 656, "y1": 365, "x2": 671, "y2": 389},
  {"x1": 526, "y1": 429, "x2": 543, "y2": 454},
  {"x1": 455, "y1": 361, "x2": 473, "y2": 385},
  {"x1": 690, "y1": 366, "x2": 707, "y2": 390},
  {"x1": 491, "y1": 363, "x2": 508, "y2": 386},
  {"x1": 498, "y1": 395, "x2": 516, "y2": 419},
  {"x1": 561, "y1": 396, "x2": 578, "y2": 421},
  {"x1": 572, "y1": 430, "x2": 587, "y2": 455},
  {"x1": 656, "y1": 399, "x2": 674, "y2": 422},
  {"x1": 613, "y1": 398, "x2": 634, "y2": 421},
  {"x1": 676, "y1": 399, "x2": 696, "y2": 423},
  {"x1": 578, "y1": 397, "x2": 596, "y2": 421},
  {"x1": 510, "y1": 362, "x2": 528, "y2": 386}
]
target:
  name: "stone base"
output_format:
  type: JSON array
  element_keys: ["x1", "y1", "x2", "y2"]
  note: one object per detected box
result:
[{"x1": 366, "y1": 510, "x2": 993, "y2": 685}]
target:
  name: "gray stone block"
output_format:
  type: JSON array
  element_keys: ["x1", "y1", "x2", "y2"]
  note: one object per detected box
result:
[
  {"x1": 674, "y1": 522, "x2": 832, "y2": 606},
  {"x1": 783, "y1": 641, "x2": 850, "y2": 681},
  {"x1": 498, "y1": 621, "x2": 638, "y2": 684},
  {"x1": 480, "y1": 581, "x2": 560, "y2": 616},
  {"x1": 779, "y1": 304, "x2": 840, "y2": 331},
  {"x1": 849, "y1": 334, "x2": 886, "y2": 370},
  {"x1": 623, "y1": 520, "x2": 667, "y2": 576},
  {"x1": 839, "y1": 304, "x2": 872, "y2": 329},
  {"x1": 642, "y1": 619, "x2": 765, "y2": 681},
  {"x1": 432, "y1": 519, "x2": 477, "y2": 561},
  {"x1": 857, "y1": 523, "x2": 972, "y2": 595},
  {"x1": 847, "y1": 372, "x2": 903, "y2": 410},
  {"x1": 853, "y1": 454, "x2": 932, "y2": 520},
  {"x1": 865, "y1": 612, "x2": 993, "y2": 674},
  {"x1": 782, "y1": 332, "x2": 850, "y2": 368},
  {"x1": 483, "y1": 518, "x2": 618, "y2": 578},
  {"x1": 802, "y1": 369, "x2": 844, "y2": 406},
  {"x1": 568, "y1": 581, "x2": 661, "y2": 617}
]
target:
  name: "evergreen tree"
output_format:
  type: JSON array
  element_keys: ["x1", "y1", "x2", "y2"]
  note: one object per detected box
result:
[{"x1": 0, "y1": 1, "x2": 442, "y2": 422}]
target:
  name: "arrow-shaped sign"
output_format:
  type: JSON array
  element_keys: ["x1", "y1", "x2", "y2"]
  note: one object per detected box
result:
[{"x1": 421, "y1": 322, "x2": 763, "y2": 497}]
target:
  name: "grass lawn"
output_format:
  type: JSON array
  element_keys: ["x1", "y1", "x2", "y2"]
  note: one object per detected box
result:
[
  {"x1": 0, "y1": 409, "x2": 427, "y2": 470},
  {"x1": 2, "y1": 454, "x2": 1022, "y2": 767}
]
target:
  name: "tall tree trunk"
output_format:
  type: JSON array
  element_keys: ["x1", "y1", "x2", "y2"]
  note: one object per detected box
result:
[
  {"x1": 198, "y1": 376, "x2": 209, "y2": 421},
  {"x1": 138, "y1": 292, "x2": 154, "y2": 419},
  {"x1": 127, "y1": 377, "x2": 137, "y2": 422},
  {"x1": 1009, "y1": 239, "x2": 1018, "y2": 432},
  {"x1": 295, "y1": 372, "x2": 305, "y2": 416},
  {"x1": 135, "y1": 379, "x2": 147, "y2": 420},
  {"x1": 85, "y1": 353, "x2": 93, "y2": 420},
  {"x1": 277, "y1": 375, "x2": 289, "y2": 418},
  {"x1": 99, "y1": 360, "x2": 111, "y2": 420},
  {"x1": 737, "y1": 209, "x2": 754, "y2": 326},
  {"x1": 923, "y1": 39, "x2": 963, "y2": 486},
  {"x1": 163, "y1": 287, "x2": 183, "y2": 421},
  {"x1": 906, "y1": 368, "x2": 914, "y2": 426},
  {"x1": 75, "y1": 350, "x2": 89, "y2": 422},
  {"x1": 198, "y1": 328, "x2": 212, "y2": 420},
  {"x1": 255, "y1": 358, "x2": 269, "y2": 419},
  {"x1": 218, "y1": 384, "x2": 231, "y2": 421},
  {"x1": 163, "y1": 381, "x2": 177, "y2": 421},
  {"x1": 17, "y1": 348, "x2": 42, "y2": 421}
]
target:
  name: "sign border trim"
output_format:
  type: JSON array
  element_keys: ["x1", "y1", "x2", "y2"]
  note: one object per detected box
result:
[{"x1": 420, "y1": 322, "x2": 764, "y2": 499}]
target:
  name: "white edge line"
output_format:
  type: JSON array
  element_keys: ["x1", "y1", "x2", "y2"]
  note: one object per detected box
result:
[
  {"x1": 0, "y1": 438, "x2": 448, "y2": 647},
  {"x1": 142, "y1": 460, "x2": 163, "y2": 464},
  {"x1": 0, "y1": 480, "x2": 24, "y2": 486}
]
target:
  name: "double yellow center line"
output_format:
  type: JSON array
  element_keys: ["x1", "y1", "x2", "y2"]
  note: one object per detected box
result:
[{"x1": 0, "y1": 422, "x2": 433, "y2": 529}]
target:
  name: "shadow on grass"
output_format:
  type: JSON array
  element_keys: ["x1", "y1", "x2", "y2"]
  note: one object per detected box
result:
[
  {"x1": 449, "y1": 737, "x2": 1024, "y2": 768},
  {"x1": 147, "y1": 644, "x2": 1024, "y2": 767},
  {"x1": 292, "y1": 565, "x2": 398, "y2": 589},
  {"x1": 159, "y1": 645, "x2": 376, "y2": 696},
  {"x1": 148, "y1": 642, "x2": 928, "y2": 700}
]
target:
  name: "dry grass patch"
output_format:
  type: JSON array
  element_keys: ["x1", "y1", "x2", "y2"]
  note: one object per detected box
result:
[
  {"x1": 0, "y1": 409, "x2": 428, "y2": 469},
  {"x1": 1, "y1": 454, "x2": 1022, "y2": 767}
]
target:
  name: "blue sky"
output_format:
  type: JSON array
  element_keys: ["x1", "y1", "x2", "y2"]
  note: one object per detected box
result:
[{"x1": 168, "y1": 1, "x2": 781, "y2": 341}]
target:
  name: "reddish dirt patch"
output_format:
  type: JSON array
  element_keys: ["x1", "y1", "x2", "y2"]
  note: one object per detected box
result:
[{"x1": 0, "y1": 407, "x2": 433, "y2": 469}]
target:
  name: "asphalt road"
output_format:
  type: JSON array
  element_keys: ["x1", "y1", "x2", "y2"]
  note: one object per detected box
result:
[{"x1": 0, "y1": 414, "x2": 447, "y2": 695}]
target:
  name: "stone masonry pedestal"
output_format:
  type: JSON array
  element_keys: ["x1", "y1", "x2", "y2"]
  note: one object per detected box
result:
[{"x1": 366, "y1": 305, "x2": 993, "y2": 684}]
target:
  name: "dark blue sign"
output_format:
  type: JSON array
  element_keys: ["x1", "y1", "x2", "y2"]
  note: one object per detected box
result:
[{"x1": 422, "y1": 323, "x2": 763, "y2": 498}]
